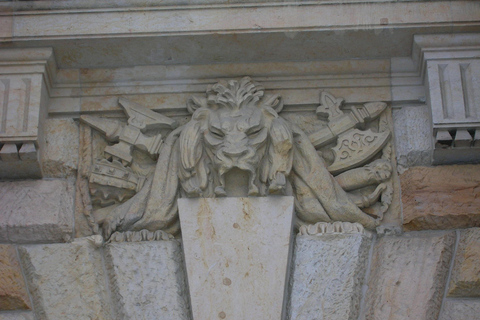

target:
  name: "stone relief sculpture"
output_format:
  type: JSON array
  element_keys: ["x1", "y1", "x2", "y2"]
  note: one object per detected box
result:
[{"x1": 78, "y1": 77, "x2": 394, "y2": 239}]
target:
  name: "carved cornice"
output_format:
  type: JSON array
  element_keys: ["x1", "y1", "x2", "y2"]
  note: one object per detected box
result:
[{"x1": 1, "y1": 1, "x2": 478, "y2": 69}]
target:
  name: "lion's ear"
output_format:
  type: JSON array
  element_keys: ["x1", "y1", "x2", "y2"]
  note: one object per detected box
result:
[
  {"x1": 187, "y1": 96, "x2": 207, "y2": 114},
  {"x1": 263, "y1": 95, "x2": 284, "y2": 114}
]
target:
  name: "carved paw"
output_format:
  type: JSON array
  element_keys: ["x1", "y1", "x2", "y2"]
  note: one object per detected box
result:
[
  {"x1": 248, "y1": 184, "x2": 260, "y2": 196},
  {"x1": 102, "y1": 215, "x2": 124, "y2": 240},
  {"x1": 215, "y1": 186, "x2": 227, "y2": 197},
  {"x1": 374, "y1": 169, "x2": 392, "y2": 182},
  {"x1": 269, "y1": 183, "x2": 284, "y2": 193},
  {"x1": 268, "y1": 173, "x2": 286, "y2": 194}
]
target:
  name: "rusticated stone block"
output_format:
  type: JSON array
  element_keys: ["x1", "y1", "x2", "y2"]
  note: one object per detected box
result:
[
  {"x1": 18, "y1": 238, "x2": 113, "y2": 320},
  {"x1": 0, "y1": 179, "x2": 74, "y2": 243},
  {"x1": 0, "y1": 311, "x2": 34, "y2": 320},
  {"x1": 364, "y1": 231, "x2": 455, "y2": 320},
  {"x1": 290, "y1": 232, "x2": 372, "y2": 320},
  {"x1": 448, "y1": 228, "x2": 480, "y2": 297},
  {"x1": 401, "y1": 165, "x2": 480, "y2": 231},
  {"x1": 104, "y1": 240, "x2": 190, "y2": 320},
  {"x1": 0, "y1": 245, "x2": 30, "y2": 311},
  {"x1": 439, "y1": 299, "x2": 480, "y2": 320}
]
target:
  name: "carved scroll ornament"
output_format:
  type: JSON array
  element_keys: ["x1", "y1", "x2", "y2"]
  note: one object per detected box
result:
[{"x1": 80, "y1": 77, "x2": 394, "y2": 239}]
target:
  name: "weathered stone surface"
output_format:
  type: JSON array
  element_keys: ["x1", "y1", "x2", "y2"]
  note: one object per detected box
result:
[
  {"x1": 439, "y1": 299, "x2": 480, "y2": 320},
  {"x1": 392, "y1": 105, "x2": 432, "y2": 169},
  {"x1": 290, "y1": 232, "x2": 372, "y2": 320},
  {"x1": 104, "y1": 240, "x2": 190, "y2": 320},
  {"x1": 401, "y1": 165, "x2": 480, "y2": 231},
  {"x1": 179, "y1": 197, "x2": 294, "y2": 320},
  {"x1": 448, "y1": 228, "x2": 480, "y2": 297},
  {"x1": 18, "y1": 238, "x2": 113, "y2": 320},
  {"x1": 0, "y1": 311, "x2": 34, "y2": 320},
  {"x1": 0, "y1": 245, "x2": 30, "y2": 311},
  {"x1": 364, "y1": 231, "x2": 456, "y2": 320},
  {"x1": 42, "y1": 118, "x2": 79, "y2": 178},
  {"x1": 0, "y1": 179, "x2": 74, "y2": 243}
]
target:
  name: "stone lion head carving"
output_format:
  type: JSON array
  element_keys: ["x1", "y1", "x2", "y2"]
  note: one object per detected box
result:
[{"x1": 179, "y1": 77, "x2": 293, "y2": 197}]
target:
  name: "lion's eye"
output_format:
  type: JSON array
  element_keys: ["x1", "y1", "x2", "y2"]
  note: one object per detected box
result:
[
  {"x1": 248, "y1": 128, "x2": 262, "y2": 136},
  {"x1": 210, "y1": 129, "x2": 224, "y2": 138}
]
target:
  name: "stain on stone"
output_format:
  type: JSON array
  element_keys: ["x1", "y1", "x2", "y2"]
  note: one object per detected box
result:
[{"x1": 223, "y1": 277, "x2": 232, "y2": 286}]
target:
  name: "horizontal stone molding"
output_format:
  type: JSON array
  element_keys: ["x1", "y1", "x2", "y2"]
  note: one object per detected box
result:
[
  {"x1": 48, "y1": 59, "x2": 395, "y2": 118},
  {"x1": 2, "y1": 2, "x2": 477, "y2": 40},
  {"x1": 1, "y1": 2, "x2": 479, "y2": 70}
]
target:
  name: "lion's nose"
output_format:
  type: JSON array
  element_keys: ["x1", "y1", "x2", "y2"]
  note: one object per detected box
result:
[
  {"x1": 223, "y1": 133, "x2": 248, "y2": 157},
  {"x1": 223, "y1": 148, "x2": 248, "y2": 157}
]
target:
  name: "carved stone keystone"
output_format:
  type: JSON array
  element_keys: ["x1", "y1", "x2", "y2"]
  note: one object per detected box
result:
[{"x1": 178, "y1": 197, "x2": 294, "y2": 320}]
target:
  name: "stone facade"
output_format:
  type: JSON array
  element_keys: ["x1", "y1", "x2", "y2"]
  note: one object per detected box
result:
[{"x1": 1, "y1": 0, "x2": 480, "y2": 319}]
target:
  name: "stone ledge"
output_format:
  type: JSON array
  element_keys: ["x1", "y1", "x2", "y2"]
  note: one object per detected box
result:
[
  {"x1": 0, "y1": 179, "x2": 74, "y2": 243},
  {"x1": 401, "y1": 165, "x2": 480, "y2": 231}
]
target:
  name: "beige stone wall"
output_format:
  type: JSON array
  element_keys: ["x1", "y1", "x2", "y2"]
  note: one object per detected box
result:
[{"x1": 1, "y1": 0, "x2": 480, "y2": 319}]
